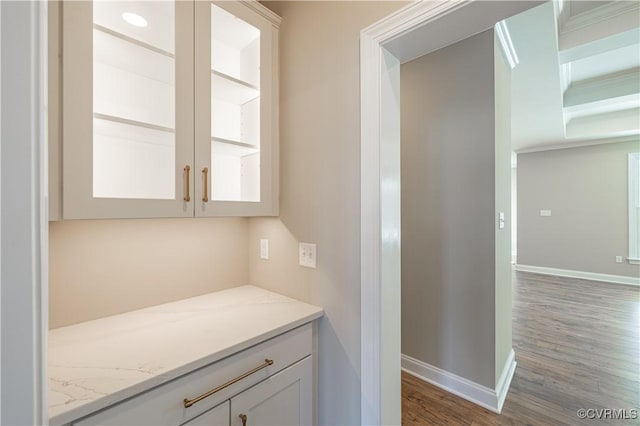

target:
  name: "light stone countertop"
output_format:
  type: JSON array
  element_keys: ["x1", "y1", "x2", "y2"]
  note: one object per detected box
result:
[{"x1": 48, "y1": 285, "x2": 323, "y2": 426}]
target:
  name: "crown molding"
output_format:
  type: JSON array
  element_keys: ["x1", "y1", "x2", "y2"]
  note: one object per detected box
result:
[
  {"x1": 242, "y1": 0, "x2": 282, "y2": 28},
  {"x1": 515, "y1": 134, "x2": 640, "y2": 154},
  {"x1": 560, "y1": 0, "x2": 639, "y2": 35}
]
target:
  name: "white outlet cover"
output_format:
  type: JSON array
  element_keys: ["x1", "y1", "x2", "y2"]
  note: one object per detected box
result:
[
  {"x1": 299, "y1": 243, "x2": 317, "y2": 269},
  {"x1": 540, "y1": 209, "x2": 552, "y2": 217},
  {"x1": 260, "y1": 239, "x2": 269, "y2": 260}
]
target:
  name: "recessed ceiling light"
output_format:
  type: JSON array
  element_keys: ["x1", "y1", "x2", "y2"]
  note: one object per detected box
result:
[{"x1": 122, "y1": 12, "x2": 148, "y2": 28}]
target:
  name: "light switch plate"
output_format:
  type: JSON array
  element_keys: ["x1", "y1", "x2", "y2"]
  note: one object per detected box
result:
[
  {"x1": 299, "y1": 243, "x2": 317, "y2": 269},
  {"x1": 540, "y1": 210, "x2": 552, "y2": 217},
  {"x1": 499, "y1": 212, "x2": 505, "y2": 229},
  {"x1": 260, "y1": 239, "x2": 269, "y2": 260}
]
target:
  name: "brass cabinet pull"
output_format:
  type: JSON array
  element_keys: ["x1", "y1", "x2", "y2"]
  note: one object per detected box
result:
[
  {"x1": 202, "y1": 167, "x2": 209, "y2": 202},
  {"x1": 183, "y1": 359, "x2": 273, "y2": 408},
  {"x1": 184, "y1": 165, "x2": 191, "y2": 202},
  {"x1": 239, "y1": 414, "x2": 247, "y2": 426}
]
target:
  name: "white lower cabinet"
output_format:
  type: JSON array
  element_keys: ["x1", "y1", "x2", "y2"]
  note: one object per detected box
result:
[
  {"x1": 70, "y1": 324, "x2": 313, "y2": 426},
  {"x1": 230, "y1": 357, "x2": 312, "y2": 426},
  {"x1": 186, "y1": 357, "x2": 312, "y2": 426},
  {"x1": 183, "y1": 401, "x2": 229, "y2": 426}
]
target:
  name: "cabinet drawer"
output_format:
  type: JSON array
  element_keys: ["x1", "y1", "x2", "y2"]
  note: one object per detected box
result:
[
  {"x1": 73, "y1": 324, "x2": 312, "y2": 426},
  {"x1": 230, "y1": 356, "x2": 312, "y2": 426}
]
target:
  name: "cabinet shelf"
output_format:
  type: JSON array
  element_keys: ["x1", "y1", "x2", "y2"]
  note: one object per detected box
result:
[
  {"x1": 212, "y1": 70, "x2": 260, "y2": 105},
  {"x1": 94, "y1": 113, "x2": 174, "y2": 134},
  {"x1": 212, "y1": 136, "x2": 259, "y2": 156},
  {"x1": 94, "y1": 24, "x2": 174, "y2": 59},
  {"x1": 93, "y1": 24, "x2": 175, "y2": 129}
]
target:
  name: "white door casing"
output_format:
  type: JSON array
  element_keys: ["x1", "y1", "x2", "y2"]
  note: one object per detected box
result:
[
  {"x1": 0, "y1": 0, "x2": 48, "y2": 424},
  {"x1": 360, "y1": 1, "x2": 541, "y2": 424}
]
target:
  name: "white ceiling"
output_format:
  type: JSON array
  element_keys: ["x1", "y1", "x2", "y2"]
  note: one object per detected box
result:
[
  {"x1": 570, "y1": 44, "x2": 639, "y2": 81},
  {"x1": 508, "y1": 2, "x2": 566, "y2": 151},
  {"x1": 506, "y1": 0, "x2": 640, "y2": 152}
]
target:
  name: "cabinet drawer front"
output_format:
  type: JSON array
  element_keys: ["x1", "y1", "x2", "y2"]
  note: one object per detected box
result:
[
  {"x1": 73, "y1": 324, "x2": 311, "y2": 426},
  {"x1": 183, "y1": 401, "x2": 229, "y2": 426},
  {"x1": 231, "y1": 356, "x2": 312, "y2": 426}
]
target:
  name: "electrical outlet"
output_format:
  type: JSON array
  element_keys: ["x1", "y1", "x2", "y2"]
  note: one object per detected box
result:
[
  {"x1": 260, "y1": 239, "x2": 269, "y2": 260},
  {"x1": 615, "y1": 256, "x2": 623, "y2": 263},
  {"x1": 299, "y1": 243, "x2": 317, "y2": 269},
  {"x1": 540, "y1": 210, "x2": 552, "y2": 217}
]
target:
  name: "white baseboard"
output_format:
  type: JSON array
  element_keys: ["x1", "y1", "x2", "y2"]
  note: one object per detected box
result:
[
  {"x1": 401, "y1": 351, "x2": 517, "y2": 414},
  {"x1": 515, "y1": 264, "x2": 640, "y2": 286},
  {"x1": 495, "y1": 349, "x2": 516, "y2": 412}
]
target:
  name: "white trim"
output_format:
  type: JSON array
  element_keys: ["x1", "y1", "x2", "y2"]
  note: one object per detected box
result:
[
  {"x1": 560, "y1": 0, "x2": 639, "y2": 35},
  {"x1": 554, "y1": 0, "x2": 570, "y2": 34},
  {"x1": 559, "y1": 27, "x2": 640, "y2": 65},
  {"x1": 401, "y1": 352, "x2": 516, "y2": 414},
  {"x1": 564, "y1": 95, "x2": 640, "y2": 123},
  {"x1": 360, "y1": 26, "x2": 383, "y2": 426},
  {"x1": 565, "y1": 68, "x2": 640, "y2": 99},
  {"x1": 515, "y1": 134, "x2": 639, "y2": 154},
  {"x1": 560, "y1": 62, "x2": 571, "y2": 94},
  {"x1": 0, "y1": 0, "x2": 3, "y2": 419},
  {"x1": 360, "y1": 25, "x2": 403, "y2": 424},
  {"x1": 360, "y1": 1, "x2": 472, "y2": 46},
  {"x1": 629, "y1": 152, "x2": 639, "y2": 262},
  {"x1": 0, "y1": 1, "x2": 48, "y2": 423},
  {"x1": 240, "y1": 0, "x2": 281, "y2": 28},
  {"x1": 495, "y1": 20, "x2": 518, "y2": 69},
  {"x1": 495, "y1": 349, "x2": 517, "y2": 413},
  {"x1": 515, "y1": 264, "x2": 640, "y2": 286}
]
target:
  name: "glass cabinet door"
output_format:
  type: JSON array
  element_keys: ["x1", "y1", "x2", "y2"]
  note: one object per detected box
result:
[
  {"x1": 63, "y1": 1, "x2": 194, "y2": 218},
  {"x1": 194, "y1": 1, "x2": 279, "y2": 216}
]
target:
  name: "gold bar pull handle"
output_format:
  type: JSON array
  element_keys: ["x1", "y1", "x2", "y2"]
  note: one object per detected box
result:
[
  {"x1": 202, "y1": 167, "x2": 209, "y2": 202},
  {"x1": 239, "y1": 414, "x2": 247, "y2": 426},
  {"x1": 183, "y1": 359, "x2": 273, "y2": 408},
  {"x1": 184, "y1": 165, "x2": 191, "y2": 202}
]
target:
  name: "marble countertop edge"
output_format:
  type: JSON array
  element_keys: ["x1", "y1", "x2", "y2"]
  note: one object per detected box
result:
[{"x1": 48, "y1": 286, "x2": 323, "y2": 426}]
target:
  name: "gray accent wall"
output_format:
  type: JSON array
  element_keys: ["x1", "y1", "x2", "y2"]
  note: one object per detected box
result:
[
  {"x1": 517, "y1": 141, "x2": 640, "y2": 278},
  {"x1": 401, "y1": 29, "x2": 511, "y2": 389}
]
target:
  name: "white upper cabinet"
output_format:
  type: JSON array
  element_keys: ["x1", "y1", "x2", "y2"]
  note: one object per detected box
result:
[
  {"x1": 57, "y1": 0, "x2": 280, "y2": 219},
  {"x1": 194, "y1": 1, "x2": 279, "y2": 217}
]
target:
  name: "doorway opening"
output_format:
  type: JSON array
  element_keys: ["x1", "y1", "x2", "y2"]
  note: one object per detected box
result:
[{"x1": 361, "y1": 0, "x2": 639, "y2": 424}]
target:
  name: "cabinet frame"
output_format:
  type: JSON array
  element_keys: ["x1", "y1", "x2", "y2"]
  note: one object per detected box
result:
[
  {"x1": 61, "y1": 0, "x2": 195, "y2": 219},
  {"x1": 194, "y1": 0, "x2": 280, "y2": 217},
  {"x1": 54, "y1": 0, "x2": 279, "y2": 220},
  {"x1": 230, "y1": 357, "x2": 312, "y2": 426}
]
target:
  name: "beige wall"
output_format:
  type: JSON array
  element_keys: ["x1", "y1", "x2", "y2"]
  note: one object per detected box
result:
[
  {"x1": 400, "y1": 29, "x2": 498, "y2": 389},
  {"x1": 49, "y1": 218, "x2": 249, "y2": 328},
  {"x1": 250, "y1": 1, "x2": 405, "y2": 424},
  {"x1": 517, "y1": 141, "x2": 640, "y2": 277}
]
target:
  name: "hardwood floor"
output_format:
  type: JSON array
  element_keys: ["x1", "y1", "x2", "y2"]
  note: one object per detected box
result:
[{"x1": 402, "y1": 271, "x2": 640, "y2": 425}]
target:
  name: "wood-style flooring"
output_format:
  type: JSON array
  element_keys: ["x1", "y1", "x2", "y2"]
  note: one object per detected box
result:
[{"x1": 402, "y1": 271, "x2": 640, "y2": 425}]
